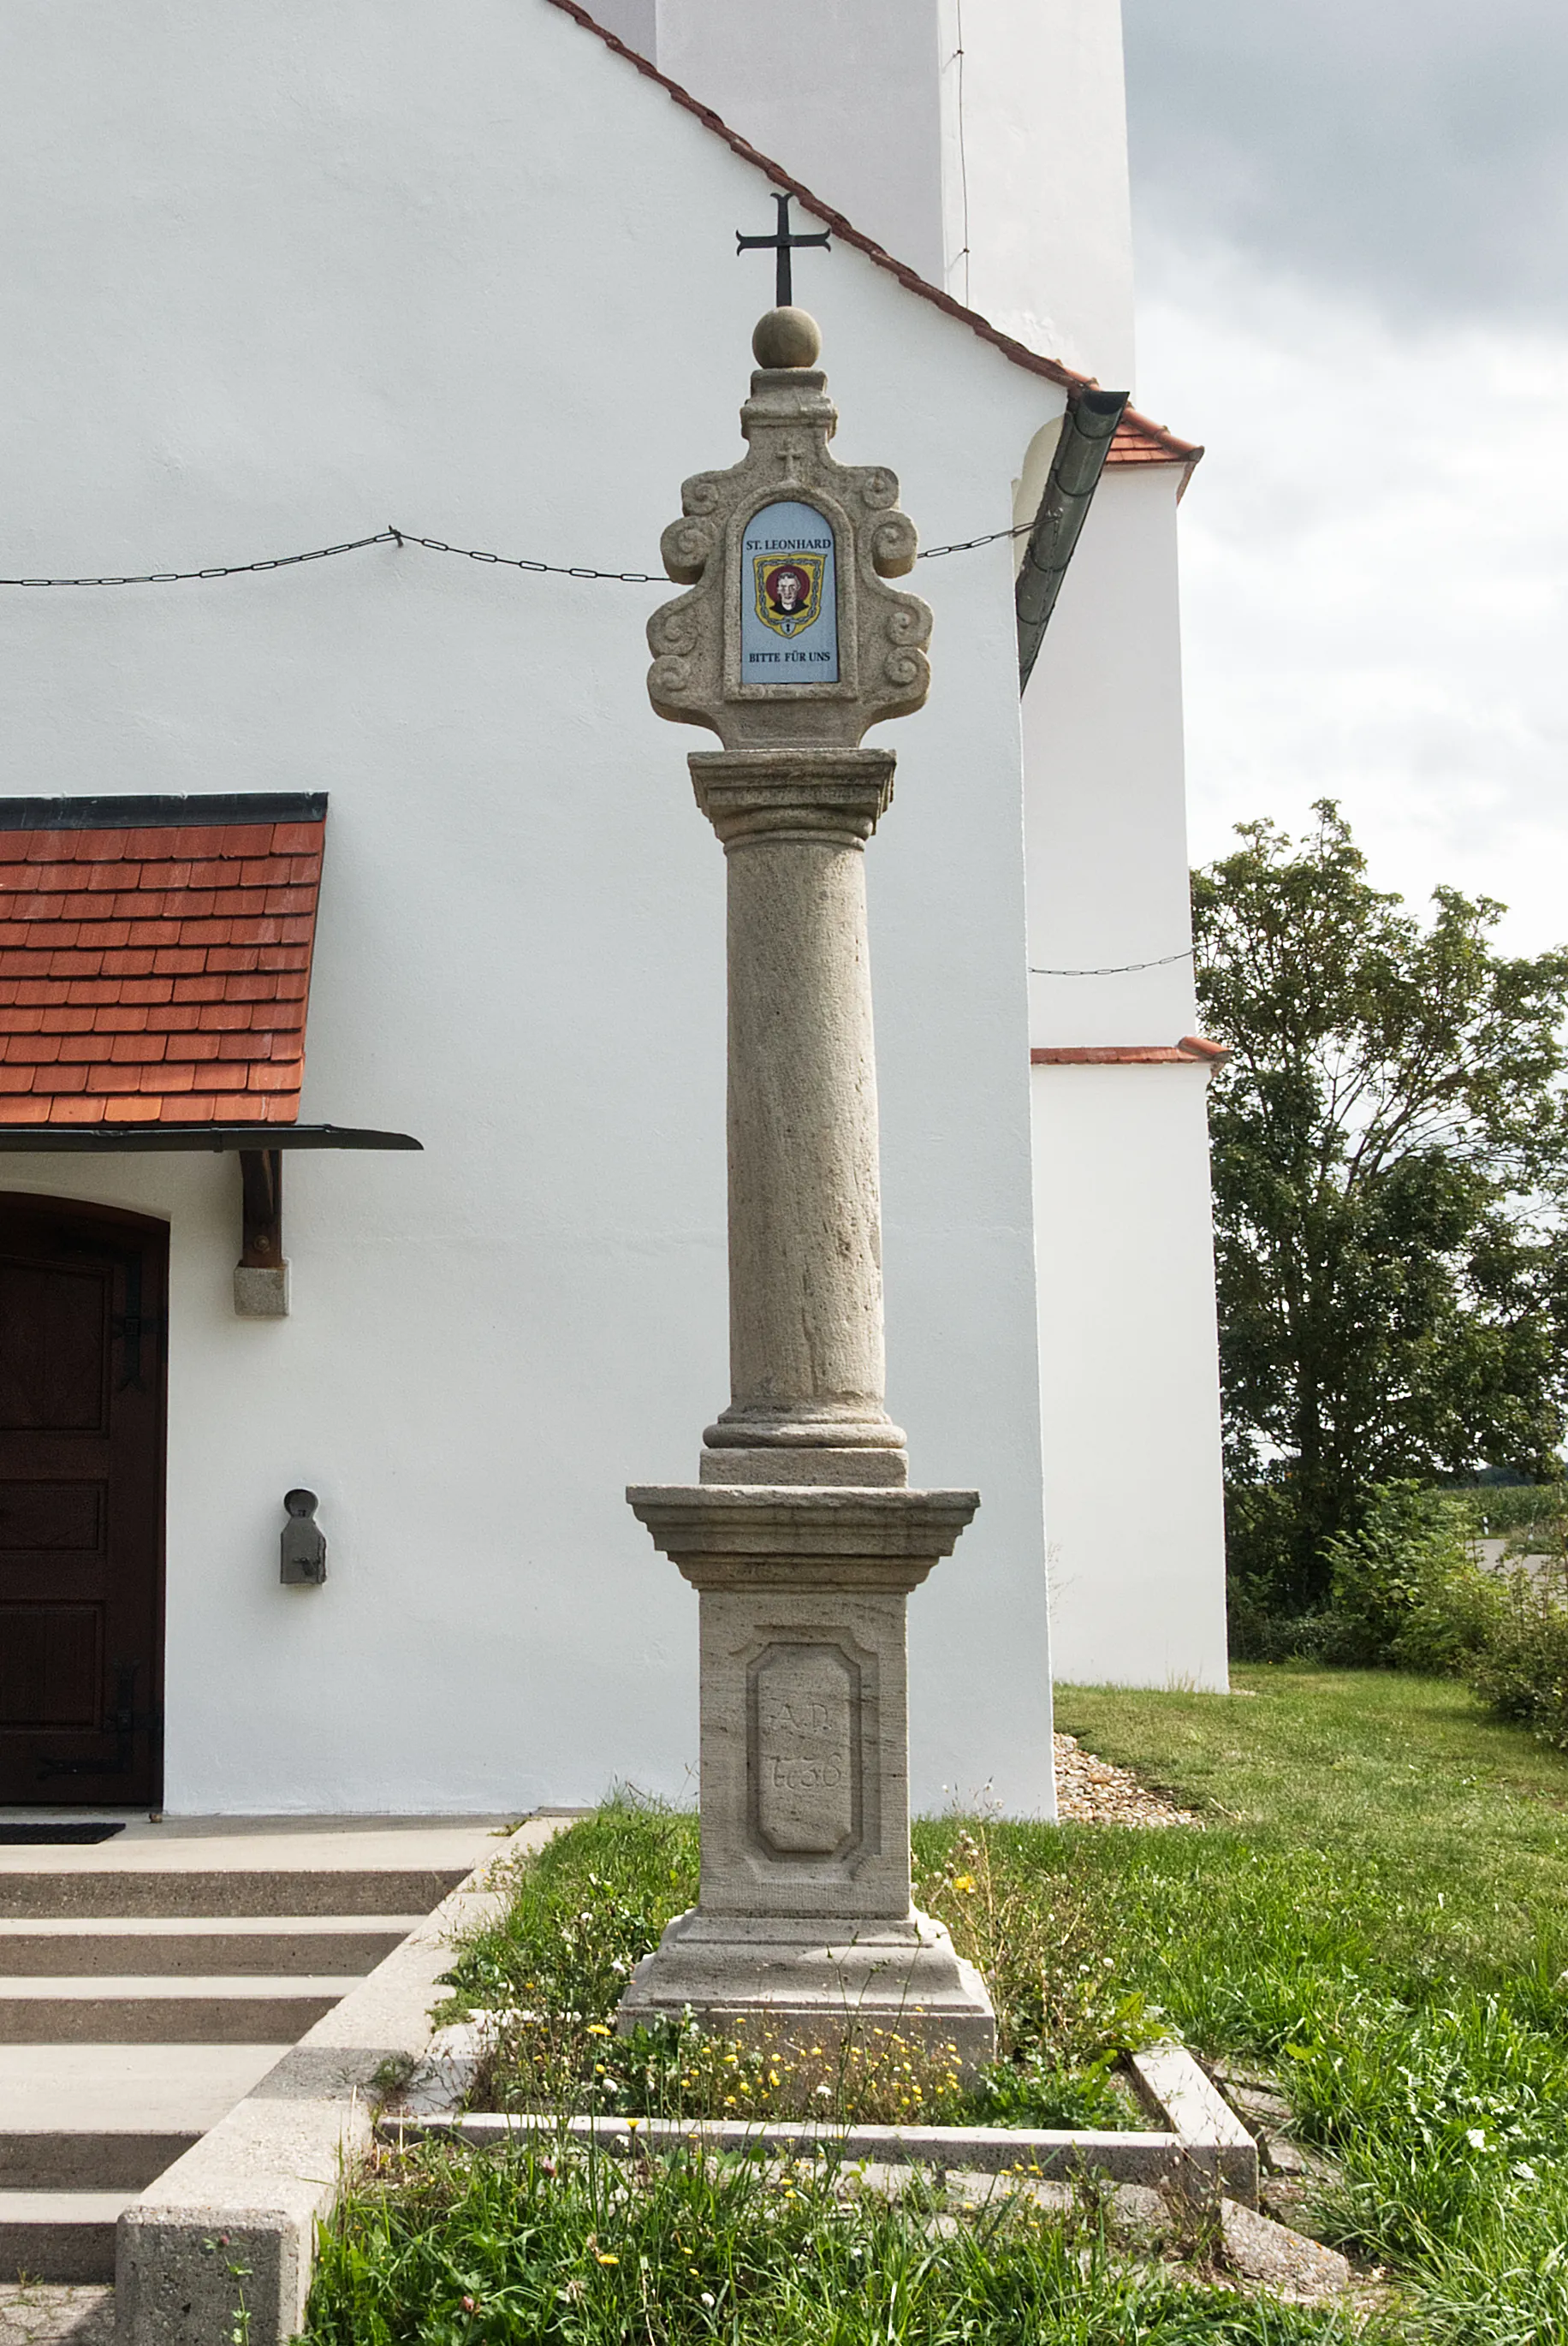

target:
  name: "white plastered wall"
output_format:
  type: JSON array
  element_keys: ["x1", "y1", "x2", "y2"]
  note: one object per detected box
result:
[
  {"x1": 1023, "y1": 465, "x2": 1229, "y2": 1687},
  {"x1": 637, "y1": 0, "x2": 1135, "y2": 385},
  {"x1": 0, "y1": 0, "x2": 1060, "y2": 1812}
]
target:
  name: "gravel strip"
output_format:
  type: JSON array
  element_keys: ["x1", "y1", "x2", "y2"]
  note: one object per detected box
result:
[
  {"x1": 1054, "y1": 1733, "x2": 1200, "y2": 1827},
  {"x1": 0, "y1": 2286, "x2": 114, "y2": 2346}
]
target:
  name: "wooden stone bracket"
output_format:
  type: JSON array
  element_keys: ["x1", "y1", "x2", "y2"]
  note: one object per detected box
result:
[{"x1": 235, "y1": 1147, "x2": 289, "y2": 1319}]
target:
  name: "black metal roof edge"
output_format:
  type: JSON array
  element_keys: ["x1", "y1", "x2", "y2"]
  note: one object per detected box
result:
[
  {"x1": 0, "y1": 1123, "x2": 418, "y2": 1153},
  {"x1": 0, "y1": 793, "x2": 329, "y2": 834}
]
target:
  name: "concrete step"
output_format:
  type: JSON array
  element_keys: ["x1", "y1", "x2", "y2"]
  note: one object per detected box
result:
[
  {"x1": 0, "y1": 2193, "x2": 131, "y2": 2284},
  {"x1": 0, "y1": 2132, "x2": 198, "y2": 2192},
  {"x1": 0, "y1": 2044, "x2": 291, "y2": 2143},
  {"x1": 0, "y1": 1820, "x2": 509, "y2": 2297},
  {"x1": 0, "y1": 1917, "x2": 419, "y2": 1977},
  {"x1": 0, "y1": 1870, "x2": 469, "y2": 1920},
  {"x1": 0, "y1": 1981, "x2": 350, "y2": 2044}
]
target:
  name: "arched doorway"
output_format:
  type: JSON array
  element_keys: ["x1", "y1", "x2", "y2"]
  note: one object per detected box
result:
[{"x1": 0, "y1": 1194, "x2": 166, "y2": 1806}]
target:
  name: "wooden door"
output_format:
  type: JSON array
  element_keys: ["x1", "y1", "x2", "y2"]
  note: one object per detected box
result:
[{"x1": 0, "y1": 1196, "x2": 166, "y2": 1806}]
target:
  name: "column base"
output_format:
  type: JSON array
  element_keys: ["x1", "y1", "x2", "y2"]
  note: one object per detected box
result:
[
  {"x1": 699, "y1": 1446, "x2": 909, "y2": 1487},
  {"x1": 614, "y1": 1907, "x2": 996, "y2": 2073}
]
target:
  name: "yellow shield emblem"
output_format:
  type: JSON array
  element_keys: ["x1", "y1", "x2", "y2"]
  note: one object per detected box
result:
[{"x1": 752, "y1": 551, "x2": 826, "y2": 639}]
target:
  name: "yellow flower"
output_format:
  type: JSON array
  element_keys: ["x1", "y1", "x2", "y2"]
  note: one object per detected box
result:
[
  {"x1": 952, "y1": 1874, "x2": 977, "y2": 1894},
  {"x1": 596, "y1": 2254, "x2": 620, "y2": 2266},
  {"x1": 586, "y1": 2025, "x2": 612, "y2": 2038}
]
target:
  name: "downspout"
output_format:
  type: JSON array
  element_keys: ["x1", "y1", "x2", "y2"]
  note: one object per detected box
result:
[{"x1": 1015, "y1": 385, "x2": 1128, "y2": 695}]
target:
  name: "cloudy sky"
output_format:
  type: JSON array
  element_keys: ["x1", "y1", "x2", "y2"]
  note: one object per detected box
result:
[{"x1": 1120, "y1": 0, "x2": 1568, "y2": 954}]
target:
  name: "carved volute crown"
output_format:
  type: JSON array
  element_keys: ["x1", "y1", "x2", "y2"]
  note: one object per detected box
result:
[{"x1": 647, "y1": 317, "x2": 933, "y2": 750}]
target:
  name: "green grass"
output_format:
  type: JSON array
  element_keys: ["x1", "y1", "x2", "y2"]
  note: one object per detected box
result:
[
  {"x1": 442, "y1": 1804, "x2": 1142, "y2": 2130},
  {"x1": 1052, "y1": 1669, "x2": 1568, "y2": 2016},
  {"x1": 305, "y1": 1671, "x2": 1568, "y2": 2340},
  {"x1": 305, "y1": 2136, "x2": 1361, "y2": 2346},
  {"x1": 1047, "y1": 1669, "x2": 1568, "y2": 2342}
]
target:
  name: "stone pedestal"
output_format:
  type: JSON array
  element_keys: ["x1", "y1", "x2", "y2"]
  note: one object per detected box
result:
[
  {"x1": 619, "y1": 310, "x2": 995, "y2": 2069},
  {"x1": 617, "y1": 1488, "x2": 993, "y2": 2063}
]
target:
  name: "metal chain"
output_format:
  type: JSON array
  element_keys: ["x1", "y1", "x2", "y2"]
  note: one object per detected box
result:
[
  {"x1": 1030, "y1": 947, "x2": 1197, "y2": 976},
  {"x1": 0, "y1": 531, "x2": 399, "y2": 588},
  {"x1": 0, "y1": 515, "x2": 1035, "y2": 591},
  {"x1": 389, "y1": 529, "x2": 657, "y2": 583},
  {"x1": 918, "y1": 521, "x2": 1032, "y2": 560}
]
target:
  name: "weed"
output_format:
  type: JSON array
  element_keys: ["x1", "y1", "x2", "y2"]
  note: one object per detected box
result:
[{"x1": 445, "y1": 1795, "x2": 1149, "y2": 2129}]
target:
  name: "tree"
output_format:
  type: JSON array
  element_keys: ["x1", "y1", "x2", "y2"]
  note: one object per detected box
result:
[{"x1": 1192, "y1": 801, "x2": 1568, "y2": 1612}]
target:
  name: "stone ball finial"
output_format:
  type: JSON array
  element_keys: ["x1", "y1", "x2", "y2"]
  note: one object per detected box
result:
[{"x1": 752, "y1": 307, "x2": 823, "y2": 370}]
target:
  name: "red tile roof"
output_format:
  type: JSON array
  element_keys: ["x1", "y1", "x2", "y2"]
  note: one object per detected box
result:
[
  {"x1": 1031, "y1": 1037, "x2": 1231, "y2": 1066},
  {"x1": 544, "y1": 0, "x2": 1204, "y2": 490},
  {"x1": 0, "y1": 796, "x2": 325, "y2": 1127},
  {"x1": 1104, "y1": 411, "x2": 1205, "y2": 497}
]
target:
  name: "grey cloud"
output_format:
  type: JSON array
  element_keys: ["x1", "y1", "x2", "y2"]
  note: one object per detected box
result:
[{"x1": 1121, "y1": 0, "x2": 1568, "y2": 321}]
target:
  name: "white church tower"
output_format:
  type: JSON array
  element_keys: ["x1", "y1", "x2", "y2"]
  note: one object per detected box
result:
[{"x1": 592, "y1": 0, "x2": 1231, "y2": 1689}]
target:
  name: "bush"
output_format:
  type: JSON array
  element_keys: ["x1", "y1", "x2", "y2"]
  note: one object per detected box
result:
[
  {"x1": 1320, "y1": 1482, "x2": 1506, "y2": 1672},
  {"x1": 1465, "y1": 1567, "x2": 1568, "y2": 1750}
]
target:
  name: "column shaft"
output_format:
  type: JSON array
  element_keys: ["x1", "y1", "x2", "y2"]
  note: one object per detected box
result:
[{"x1": 694, "y1": 749, "x2": 906, "y2": 1480}]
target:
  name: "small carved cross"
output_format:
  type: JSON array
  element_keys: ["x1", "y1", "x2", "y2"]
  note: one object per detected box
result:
[{"x1": 736, "y1": 191, "x2": 831, "y2": 309}]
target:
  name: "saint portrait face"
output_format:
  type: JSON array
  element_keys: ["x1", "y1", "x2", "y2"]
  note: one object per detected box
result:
[{"x1": 767, "y1": 563, "x2": 811, "y2": 615}]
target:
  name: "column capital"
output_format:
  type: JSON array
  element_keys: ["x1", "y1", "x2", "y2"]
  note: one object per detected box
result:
[
  {"x1": 626, "y1": 1484, "x2": 980, "y2": 1594},
  {"x1": 690, "y1": 745, "x2": 896, "y2": 849}
]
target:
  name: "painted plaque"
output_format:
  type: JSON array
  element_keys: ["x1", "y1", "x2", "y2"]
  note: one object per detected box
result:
[
  {"x1": 748, "y1": 1640, "x2": 860, "y2": 1857},
  {"x1": 739, "y1": 501, "x2": 840, "y2": 685}
]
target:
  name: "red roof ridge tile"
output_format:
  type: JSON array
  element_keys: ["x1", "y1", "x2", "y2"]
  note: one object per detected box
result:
[
  {"x1": 548, "y1": 0, "x2": 1127, "y2": 403},
  {"x1": 1104, "y1": 409, "x2": 1205, "y2": 495},
  {"x1": 1031, "y1": 1036, "x2": 1231, "y2": 1067}
]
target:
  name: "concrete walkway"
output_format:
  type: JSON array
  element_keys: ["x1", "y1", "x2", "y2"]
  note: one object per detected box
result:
[{"x1": 0, "y1": 1813, "x2": 514, "y2": 2319}]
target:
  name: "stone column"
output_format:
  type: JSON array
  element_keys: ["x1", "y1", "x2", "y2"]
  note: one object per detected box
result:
[
  {"x1": 698, "y1": 748, "x2": 906, "y2": 1485},
  {"x1": 618, "y1": 309, "x2": 995, "y2": 2066}
]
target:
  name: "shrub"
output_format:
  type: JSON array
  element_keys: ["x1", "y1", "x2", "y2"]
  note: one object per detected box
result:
[
  {"x1": 1320, "y1": 1481, "x2": 1505, "y2": 1671},
  {"x1": 1465, "y1": 1566, "x2": 1568, "y2": 1750}
]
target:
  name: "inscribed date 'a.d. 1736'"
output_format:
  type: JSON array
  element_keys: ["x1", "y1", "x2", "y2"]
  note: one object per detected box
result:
[{"x1": 740, "y1": 500, "x2": 840, "y2": 684}]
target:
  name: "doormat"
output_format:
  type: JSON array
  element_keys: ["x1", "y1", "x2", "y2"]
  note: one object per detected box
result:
[{"x1": 0, "y1": 1821, "x2": 127, "y2": 1844}]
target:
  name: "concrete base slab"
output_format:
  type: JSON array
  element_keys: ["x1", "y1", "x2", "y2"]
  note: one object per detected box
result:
[
  {"x1": 388, "y1": 2034, "x2": 1259, "y2": 2203},
  {"x1": 615, "y1": 1906, "x2": 996, "y2": 2070}
]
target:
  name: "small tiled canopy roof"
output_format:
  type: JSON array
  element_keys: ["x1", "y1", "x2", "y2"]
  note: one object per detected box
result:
[
  {"x1": 0, "y1": 794, "x2": 324, "y2": 1128},
  {"x1": 1104, "y1": 411, "x2": 1203, "y2": 492}
]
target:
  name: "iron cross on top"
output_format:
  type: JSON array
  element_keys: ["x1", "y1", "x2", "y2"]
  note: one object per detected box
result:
[{"x1": 736, "y1": 192, "x2": 831, "y2": 309}]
